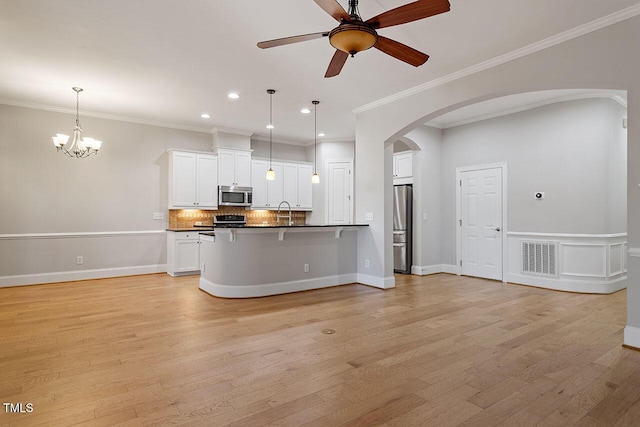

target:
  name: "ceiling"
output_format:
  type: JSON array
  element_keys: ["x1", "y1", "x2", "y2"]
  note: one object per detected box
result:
[{"x1": 0, "y1": 0, "x2": 638, "y2": 144}]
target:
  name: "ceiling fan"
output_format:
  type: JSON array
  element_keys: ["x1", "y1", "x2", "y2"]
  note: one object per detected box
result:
[{"x1": 257, "y1": 0, "x2": 451, "y2": 78}]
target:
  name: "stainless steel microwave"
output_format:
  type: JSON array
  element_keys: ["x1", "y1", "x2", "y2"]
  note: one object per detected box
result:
[{"x1": 219, "y1": 185, "x2": 252, "y2": 207}]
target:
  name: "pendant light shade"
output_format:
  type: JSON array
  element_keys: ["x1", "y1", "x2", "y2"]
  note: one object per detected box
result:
[
  {"x1": 312, "y1": 100, "x2": 320, "y2": 184},
  {"x1": 266, "y1": 89, "x2": 276, "y2": 180}
]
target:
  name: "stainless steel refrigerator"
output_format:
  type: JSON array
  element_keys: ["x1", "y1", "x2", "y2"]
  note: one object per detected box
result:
[{"x1": 393, "y1": 185, "x2": 413, "y2": 274}]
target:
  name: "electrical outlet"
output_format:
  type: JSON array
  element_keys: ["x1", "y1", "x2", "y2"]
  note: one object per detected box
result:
[
  {"x1": 201, "y1": 263, "x2": 205, "y2": 272},
  {"x1": 304, "y1": 264, "x2": 310, "y2": 273},
  {"x1": 365, "y1": 259, "x2": 370, "y2": 268},
  {"x1": 366, "y1": 212, "x2": 374, "y2": 221},
  {"x1": 195, "y1": 221, "x2": 203, "y2": 226},
  {"x1": 423, "y1": 213, "x2": 427, "y2": 220},
  {"x1": 76, "y1": 256, "x2": 83, "y2": 265},
  {"x1": 153, "y1": 212, "x2": 164, "y2": 220}
]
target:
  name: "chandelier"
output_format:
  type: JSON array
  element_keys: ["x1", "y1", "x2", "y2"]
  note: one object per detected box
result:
[{"x1": 52, "y1": 87, "x2": 102, "y2": 158}]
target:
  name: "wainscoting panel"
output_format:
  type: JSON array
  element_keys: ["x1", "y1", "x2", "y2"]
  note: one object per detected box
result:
[
  {"x1": 559, "y1": 243, "x2": 607, "y2": 278},
  {"x1": 507, "y1": 232, "x2": 627, "y2": 294}
]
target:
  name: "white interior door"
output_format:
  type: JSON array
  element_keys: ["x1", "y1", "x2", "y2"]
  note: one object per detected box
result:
[
  {"x1": 461, "y1": 167, "x2": 503, "y2": 280},
  {"x1": 327, "y1": 160, "x2": 352, "y2": 224}
]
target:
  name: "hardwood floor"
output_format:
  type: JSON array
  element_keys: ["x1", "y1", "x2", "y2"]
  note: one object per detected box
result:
[{"x1": 1, "y1": 273, "x2": 639, "y2": 426}]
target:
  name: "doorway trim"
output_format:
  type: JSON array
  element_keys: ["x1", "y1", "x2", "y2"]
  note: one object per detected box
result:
[{"x1": 456, "y1": 162, "x2": 508, "y2": 282}]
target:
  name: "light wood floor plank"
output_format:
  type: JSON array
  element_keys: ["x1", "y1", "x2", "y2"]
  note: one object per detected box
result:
[{"x1": 0, "y1": 273, "x2": 639, "y2": 426}]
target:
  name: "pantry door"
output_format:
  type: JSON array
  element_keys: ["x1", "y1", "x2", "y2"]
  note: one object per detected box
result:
[{"x1": 459, "y1": 166, "x2": 504, "y2": 281}]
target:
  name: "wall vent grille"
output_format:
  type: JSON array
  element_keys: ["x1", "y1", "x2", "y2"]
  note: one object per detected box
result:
[{"x1": 522, "y1": 241, "x2": 557, "y2": 276}]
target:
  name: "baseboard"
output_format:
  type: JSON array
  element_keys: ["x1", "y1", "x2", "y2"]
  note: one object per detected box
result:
[
  {"x1": 356, "y1": 273, "x2": 396, "y2": 289},
  {"x1": 624, "y1": 326, "x2": 640, "y2": 349},
  {"x1": 199, "y1": 273, "x2": 358, "y2": 298},
  {"x1": 411, "y1": 264, "x2": 459, "y2": 276},
  {"x1": 0, "y1": 264, "x2": 168, "y2": 288},
  {"x1": 507, "y1": 273, "x2": 627, "y2": 294}
]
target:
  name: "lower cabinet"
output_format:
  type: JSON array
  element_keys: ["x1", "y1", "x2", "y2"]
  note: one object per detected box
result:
[{"x1": 167, "y1": 231, "x2": 201, "y2": 276}]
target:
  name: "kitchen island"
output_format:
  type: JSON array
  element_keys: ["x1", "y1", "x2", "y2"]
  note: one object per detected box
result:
[{"x1": 198, "y1": 224, "x2": 368, "y2": 298}]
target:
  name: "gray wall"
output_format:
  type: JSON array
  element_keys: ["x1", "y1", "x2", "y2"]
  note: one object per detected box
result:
[
  {"x1": 250, "y1": 139, "x2": 308, "y2": 162},
  {"x1": 353, "y1": 15, "x2": 640, "y2": 335},
  {"x1": 402, "y1": 126, "x2": 443, "y2": 269},
  {"x1": 439, "y1": 98, "x2": 627, "y2": 264},
  {"x1": 0, "y1": 104, "x2": 211, "y2": 277}
]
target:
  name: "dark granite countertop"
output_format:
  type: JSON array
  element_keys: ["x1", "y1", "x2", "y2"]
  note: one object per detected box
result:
[
  {"x1": 166, "y1": 227, "x2": 215, "y2": 232},
  {"x1": 215, "y1": 224, "x2": 369, "y2": 229}
]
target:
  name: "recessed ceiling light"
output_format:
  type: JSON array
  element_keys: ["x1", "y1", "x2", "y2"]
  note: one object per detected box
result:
[
  {"x1": 201, "y1": 113, "x2": 211, "y2": 119},
  {"x1": 301, "y1": 108, "x2": 311, "y2": 114},
  {"x1": 318, "y1": 133, "x2": 325, "y2": 137},
  {"x1": 227, "y1": 92, "x2": 240, "y2": 99}
]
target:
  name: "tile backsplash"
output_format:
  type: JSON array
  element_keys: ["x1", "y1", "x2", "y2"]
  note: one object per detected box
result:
[{"x1": 168, "y1": 207, "x2": 307, "y2": 228}]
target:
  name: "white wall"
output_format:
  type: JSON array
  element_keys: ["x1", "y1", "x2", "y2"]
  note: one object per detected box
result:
[
  {"x1": 0, "y1": 104, "x2": 212, "y2": 283},
  {"x1": 353, "y1": 15, "x2": 640, "y2": 345},
  {"x1": 307, "y1": 140, "x2": 355, "y2": 225}
]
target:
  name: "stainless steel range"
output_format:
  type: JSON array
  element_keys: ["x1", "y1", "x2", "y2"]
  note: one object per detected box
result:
[{"x1": 214, "y1": 214, "x2": 247, "y2": 228}]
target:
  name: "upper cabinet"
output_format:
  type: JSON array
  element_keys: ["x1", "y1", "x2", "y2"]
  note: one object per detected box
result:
[
  {"x1": 169, "y1": 151, "x2": 218, "y2": 209},
  {"x1": 217, "y1": 148, "x2": 252, "y2": 187},
  {"x1": 251, "y1": 160, "x2": 283, "y2": 208},
  {"x1": 283, "y1": 162, "x2": 313, "y2": 210},
  {"x1": 393, "y1": 151, "x2": 413, "y2": 184},
  {"x1": 252, "y1": 159, "x2": 313, "y2": 211}
]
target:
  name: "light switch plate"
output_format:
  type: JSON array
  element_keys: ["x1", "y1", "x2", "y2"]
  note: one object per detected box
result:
[
  {"x1": 366, "y1": 213, "x2": 374, "y2": 221},
  {"x1": 153, "y1": 212, "x2": 164, "y2": 220}
]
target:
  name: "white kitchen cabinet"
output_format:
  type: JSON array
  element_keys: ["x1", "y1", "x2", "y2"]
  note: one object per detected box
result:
[
  {"x1": 251, "y1": 159, "x2": 283, "y2": 209},
  {"x1": 283, "y1": 162, "x2": 313, "y2": 210},
  {"x1": 393, "y1": 151, "x2": 413, "y2": 184},
  {"x1": 217, "y1": 148, "x2": 252, "y2": 187},
  {"x1": 169, "y1": 151, "x2": 218, "y2": 209},
  {"x1": 167, "y1": 231, "x2": 201, "y2": 276}
]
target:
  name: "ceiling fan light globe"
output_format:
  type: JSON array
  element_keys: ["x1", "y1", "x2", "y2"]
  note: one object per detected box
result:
[{"x1": 329, "y1": 24, "x2": 377, "y2": 55}]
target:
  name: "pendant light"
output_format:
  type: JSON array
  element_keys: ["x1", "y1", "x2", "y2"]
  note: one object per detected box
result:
[
  {"x1": 311, "y1": 100, "x2": 320, "y2": 184},
  {"x1": 52, "y1": 87, "x2": 102, "y2": 158},
  {"x1": 266, "y1": 89, "x2": 276, "y2": 180}
]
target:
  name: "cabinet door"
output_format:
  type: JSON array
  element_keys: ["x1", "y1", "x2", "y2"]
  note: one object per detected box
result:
[
  {"x1": 172, "y1": 152, "x2": 197, "y2": 207},
  {"x1": 175, "y1": 239, "x2": 200, "y2": 272},
  {"x1": 283, "y1": 163, "x2": 298, "y2": 206},
  {"x1": 267, "y1": 162, "x2": 284, "y2": 208},
  {"x1": 394, "y1": 152, "x2": 413, "y2": 179},
  {"x1": 251, "y1": 160, "x2": 268, "y2": 208},
  {"x1": 196, "y1": 154, "x2": 218, "y2": 208},
  {"x1": 234, "y1": 152, "x2": 252, "y2": 186},
  {"x1": 218, "y1": 151, "x2": 235, "y2": 186},
  {"x1": 297, "y1": 164, "x2": 313, "y2": 209}
]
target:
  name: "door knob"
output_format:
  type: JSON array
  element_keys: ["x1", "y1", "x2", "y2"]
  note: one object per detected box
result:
[{"x1": 495, "y1": 227, "x2": 501, "y2": 232}]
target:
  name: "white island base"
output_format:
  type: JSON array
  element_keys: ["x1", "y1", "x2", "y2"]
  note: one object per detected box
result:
[{"x1": 199, "y1": 226, "x2": 365, "y2": 298}]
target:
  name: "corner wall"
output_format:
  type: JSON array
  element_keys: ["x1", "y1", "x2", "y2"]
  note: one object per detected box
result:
[{"x1": 353, "y1": 15, "x2": 640, "y2": 346}]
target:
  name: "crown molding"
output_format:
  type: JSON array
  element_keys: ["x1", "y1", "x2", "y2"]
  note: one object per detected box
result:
[
  {"x1": 354, "y1": 4, "x2": 640, "y2": 114},
  {"x1": 0, "y1": 98, "x2": 214, "y2": 134},
  {"x1": 428, "y1": 91, "x2": 628, "y2": 129},
  {"x1": 211, "y1": 126, "x2": 254, "y2": 137}
]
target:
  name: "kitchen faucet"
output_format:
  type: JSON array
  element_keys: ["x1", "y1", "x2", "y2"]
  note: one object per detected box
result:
[{"x1": 277, "y1": 201, "x2": 293, "y2": 226}]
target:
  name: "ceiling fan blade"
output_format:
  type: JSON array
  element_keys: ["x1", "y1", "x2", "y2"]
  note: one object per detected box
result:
[
  {"x1": 374, "y1": 36, "x2": 429, "y2": 67},
  {"x1": 325, "y1": 50, "x2": 349, "y2": 78},
  {"x1": 258, "y1": 31, "x2": 329, "y2": 49},
  {"x1": 365, "y1": 0, "x2": 450, "y2": 29},
  {"x1": 314, "y1": 0, "x2": 351, "y2": 22}
]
